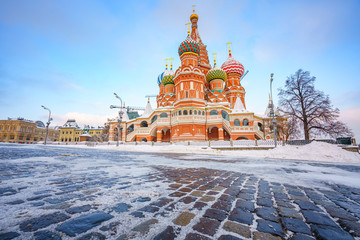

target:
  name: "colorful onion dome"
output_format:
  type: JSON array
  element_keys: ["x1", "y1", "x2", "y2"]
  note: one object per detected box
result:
[
  {"x1": 162, "y1": 74, "x2": 174, "y2": 85},
  {"x1": 178, "y1": 35, "x2": 200, "y2": 56},
  {"x1": 157, "y1": 71, "x2": 164, "y2": 85},
  {"x1": 162, "y1": 68, "x2": 175, "y2": 85},
  {"x1": 206, "y1": 64, "x2": 227, "y2": 82},
  {"x1": 221, "y1": 54, "x2": 244, "y2": 76}
]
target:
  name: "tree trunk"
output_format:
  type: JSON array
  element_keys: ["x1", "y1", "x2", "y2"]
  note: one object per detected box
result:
[{"x1": 303, "y1": 121, "x2": 310, "y2": 140}]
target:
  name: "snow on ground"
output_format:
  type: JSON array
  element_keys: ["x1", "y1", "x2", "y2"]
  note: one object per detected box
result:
[{"x1": 55, "y1": 141, "x2": 360, "y2": 164}]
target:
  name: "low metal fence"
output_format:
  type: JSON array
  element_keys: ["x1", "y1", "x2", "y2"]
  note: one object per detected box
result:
[{"x1": 43, "y1": 138, "x2": 341, "y2": 148}]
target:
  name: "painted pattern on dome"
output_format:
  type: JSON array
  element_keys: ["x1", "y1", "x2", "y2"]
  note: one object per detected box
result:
[
  {"x1": 221, "y1": 56, "x2": 244, "y2": 76},
  {"x1": 206, "y1": 67, "x2": 227, "y2": 82},
  {"x1": 162, "y1": 74, "x2": 174, "y2": 85},
  {"x1": 178, "y1": 35, "x2": 200, "y2": 56},
  {"x1": 157, "y1": 72, "x2": 164, "y2": 85}
]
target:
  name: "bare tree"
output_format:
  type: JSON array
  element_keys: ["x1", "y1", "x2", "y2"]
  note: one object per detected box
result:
[
  {"x1": 100, "y1": 122, "x2": 110, "y2": 142},
  {"x1": 278, "y1": 69, "x2": 352, "y2": 140}
]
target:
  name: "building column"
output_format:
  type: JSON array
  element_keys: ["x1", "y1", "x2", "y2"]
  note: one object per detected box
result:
[
  {"x1": 121, "y1": 125, "x2": 126, "y2": 142},
  {"x1": 157, "y1": 130, "x2": 162, "y2": 142},
  {"x1": 219, "y1": 128, "x2": 224, "y2": 141}
]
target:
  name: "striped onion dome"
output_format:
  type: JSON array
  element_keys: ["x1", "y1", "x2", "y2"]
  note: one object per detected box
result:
[
  {"x1": 206, "y1": 64, "x2": 227, "y2": 82},
  {"x1": 157, "y1": 71, "x2": 164, "y2": 85},
  {"x1": 178, "y1": 35, "x2": 200, "y2": 56},
  {"x1": 221, "y1": 54, "x2": 244, "y2": 76}
]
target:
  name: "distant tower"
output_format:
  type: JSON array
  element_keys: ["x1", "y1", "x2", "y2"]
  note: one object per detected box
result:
[
  {"x1": 190, "y1": 5, "x2": 211, "y2": 73},
  {"x1": 174, "y1": 21, "x2": 206, "y2": 108},
  {"x1": 221, "y1": 42, "x2": 246, "y2": 109}
]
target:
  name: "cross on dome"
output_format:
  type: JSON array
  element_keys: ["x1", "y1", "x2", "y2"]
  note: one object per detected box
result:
[
  {"x1": 212, "y1": 53, "x2": 217, "y2": 65},
  {"x1": 185, "y1": 22, "x2": 191, "y2": 35},
  {"x1": 226, "y1": 42, "x2": 232, "y2": 56},
  {"x1": 169, "y1": 58, "x2": 174, "y2": 70}
]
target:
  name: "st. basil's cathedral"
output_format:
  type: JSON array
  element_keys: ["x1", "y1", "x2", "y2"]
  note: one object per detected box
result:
[{"x1": 108, "y1": 9, "x2": 288, "y2": 142}]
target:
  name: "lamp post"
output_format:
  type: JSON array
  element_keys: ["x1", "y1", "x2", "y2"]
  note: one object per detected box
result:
[
  {"x1": 110, "y1": 93, "x2": 124, "y2": 147},
  {"x1": 41, "y1": 105, "x2": 52, "y2": 145},
  {"x1": 269, "y1": 73, "x2": 277, "y2": 147}
]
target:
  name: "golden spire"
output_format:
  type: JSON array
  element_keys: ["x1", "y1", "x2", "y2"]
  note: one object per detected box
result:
[
  {"x1": 226, "y1": 42, "x2": 232, "y2": 56},
  {"x1": 185, "y1": 22, "x2": 191, "y2": 35},
  {"x1": 169, "y1": 58, "x2": 174, "y2": 70},
  {"x1": 165, "y1": 58, "x2": 169, "y2": 69},
  {"x1": 190, "y1": 4, "x2": 199, "y2": 21},
  {"x1": 212, "y1": 53, "x2": 217, "y2": 65}
]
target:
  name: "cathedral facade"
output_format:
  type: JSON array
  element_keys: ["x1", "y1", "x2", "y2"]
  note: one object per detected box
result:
[{"x1": 109, "y1": 10, "x2": 287, "y2": 142}]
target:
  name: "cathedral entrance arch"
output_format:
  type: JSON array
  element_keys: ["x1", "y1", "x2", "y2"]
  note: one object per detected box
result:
[
  {"x1": 207, "y1": 126, "x2": 219, "y2": 141},
  {"x1": 236, "y1": 136, "x2": 248, "y2": 140},
  {"x1": 223, "y1": 127, "x2": 231, "y2": 141},
  {"x1": 161, "y1": 127, "x2": 170, "y2": 142}
]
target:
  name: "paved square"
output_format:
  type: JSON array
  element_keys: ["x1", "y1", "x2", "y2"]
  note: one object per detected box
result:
[{"x1": 0, "y1": 145, "x2": 359, "y2": 239}]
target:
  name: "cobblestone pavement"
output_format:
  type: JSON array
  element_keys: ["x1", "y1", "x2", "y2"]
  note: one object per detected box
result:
[{"x1": 0, "y1": 145, "x2": 360, "y2": 240}]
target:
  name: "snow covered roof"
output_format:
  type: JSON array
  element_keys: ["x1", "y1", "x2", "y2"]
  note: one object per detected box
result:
[
  {"x1": 141, "y1": 100, "x2": 154, "y2": 118},
  {"x1": 80, "y1": 133, "x2": 91, "y2": 137},
  {"x1": 120, "y1": 108, "x2": 129, "y2": 122},
  {"x1": 232, "y1": 96, "x2": 248, "y2": 113},
  {"x1": 62, "y1": 119, "x2": 79, "y2": 128}
]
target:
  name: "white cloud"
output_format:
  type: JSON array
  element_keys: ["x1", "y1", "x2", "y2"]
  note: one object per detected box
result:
[{"x1": 52, "y1": 112, "x2": 117, "y2": 128}]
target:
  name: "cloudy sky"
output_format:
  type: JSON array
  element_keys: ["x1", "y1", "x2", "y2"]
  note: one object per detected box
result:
[{"x1": 0, "y1": 0, "x2": 359, "y2": 141}]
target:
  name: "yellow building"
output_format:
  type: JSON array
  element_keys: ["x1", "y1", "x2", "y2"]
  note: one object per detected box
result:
[
  {"x1": 59, "y1": 119, "x2": 106, "y2": 142},
  {"x1": 0, "y1": 118, "x2": 59, "y2": 143}
]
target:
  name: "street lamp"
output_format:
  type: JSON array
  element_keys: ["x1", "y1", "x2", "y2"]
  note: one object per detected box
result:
[
  {"x1": 110, "y1": 93, "x2": 124, "y2": 146},
  {"x1": 269, "y1": 73, "x2": 277, "y2": 147},
  {"x1": 41, "y1": 105, "x2": 52, "y2": 145}
]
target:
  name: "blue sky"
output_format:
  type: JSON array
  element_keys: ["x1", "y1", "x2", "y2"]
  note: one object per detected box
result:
[{"x1": 0, "y1": 0, "x2": 359, "y2": 141}]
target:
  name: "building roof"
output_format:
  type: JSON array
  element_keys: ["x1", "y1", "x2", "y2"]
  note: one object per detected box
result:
[
  {"x1": 141, "y1": 100, "x2": 154, "y2": 118},
  {"x1": 232, "y1": 96, "x2": 248, "y2": 113}
]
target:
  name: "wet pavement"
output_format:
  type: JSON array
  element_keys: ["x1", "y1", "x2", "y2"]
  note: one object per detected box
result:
[{"x1": 0, "y1": 144, "x2": 359, "y2": 240}]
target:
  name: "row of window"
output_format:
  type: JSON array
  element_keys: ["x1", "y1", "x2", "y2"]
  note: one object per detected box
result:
[
  {"x1": 234, "y1": 119, "x2": 249, "y2": 126},
  {"x1": 61, "y1": 131, "x2": 101, "y2": 135},
  {"x1": 61, "y1": 138, "x2": 79, "y2": 142}
]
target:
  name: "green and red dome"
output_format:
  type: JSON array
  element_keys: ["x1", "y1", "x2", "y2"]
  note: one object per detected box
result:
[{"x1": 178, "y1": 35, "x2": 200, "y2": 56}]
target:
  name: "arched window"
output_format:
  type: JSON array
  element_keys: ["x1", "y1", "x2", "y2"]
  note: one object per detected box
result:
[
  {"x1": 183, "y1": 110, "x2": 188, "y2": 115},
  {"x1": 221, "y1": 110, "x2": 229, "y2": 121},
  {"x1": 243, "y1": 119, "x2": 249, "y2": 126},
  {"x1": 234, "y1": 119, "x2": 240, "y2": 126},
  {"x1": 140, "y1": 121, "x2": 148, "y2": 127},
  {"x1": 179, "y1": 111, "x2": 182, "y2": 115},
  {"x1": 186, "y1": 92, "x2": 188, "y2": 98},
  {"x1": 202, "y1": 111, "x2": 205, "y2": 115},
  {"x1": 210, "y1": 110, "x2": 218, "y2": 115},
  {"x1": 190, "y1": 110, "x2": 192, "y2": 115},
  {"x1": 151, "y1": 115, "x2": 157, "y2": 124},
  {"x1": 127, "y1": 124, "x2": 134, "y2": 133},
  {"x1": 160, "y1": 112, "x2": 168, "y2": 118},
  {"x1": 194, "y1": 110, "x2": 197, "y2": 115}
]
